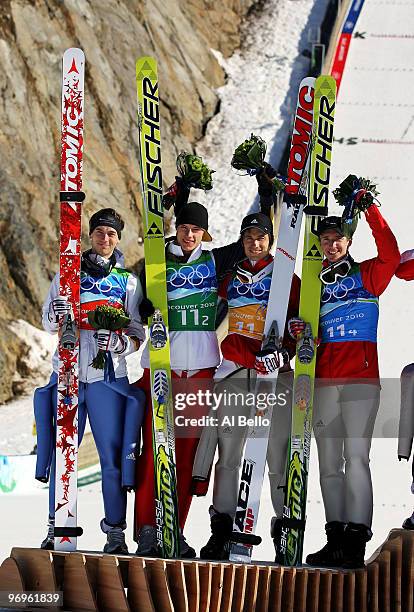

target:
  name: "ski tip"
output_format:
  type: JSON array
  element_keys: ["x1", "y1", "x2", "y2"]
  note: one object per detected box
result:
[
  {"x1": 315, "y1": 74, "x2": 337, "y2": 95},
  {"x1": 299, "y1": 76, "x2": 316, "y2": 86},
  {"x1": 63, "y1": 48, "x2": 85, "y2": 61},
  {"x1": 136, "y1": 56, "x2": 158, "y2": 80}
]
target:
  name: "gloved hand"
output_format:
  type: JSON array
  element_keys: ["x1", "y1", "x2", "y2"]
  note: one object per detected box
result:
[
  {"x1": 48, "y1": 295, "x2": 72, "y2": 323},
  {"x1": 288, "y1": 317, "x2": 306, "y2": 339},
  {"x1": 96, "y1": 329, "x2": 130, "y2": 354},
  {"x1": 256, "y1": 163, "x2": 277, "y2": 198},
  {"x1": 354, "y1": 189, "x2": 374, "y2": 212},
  {"x1": 139, "y1": 297, "x2": 156, "y2": 324},
  {"x1": 254, "y1": 347, "x2": 289, "y2": 375},
  {"x1": 191, "y1": 477, "x2": 209, "y2": 497}
]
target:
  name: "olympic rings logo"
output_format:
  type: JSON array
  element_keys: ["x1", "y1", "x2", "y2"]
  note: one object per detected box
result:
[
  {"x1": 81, "y1": 275, "x2": 115, "y2": 294},
  {"x1": 232, "y1": 277, "x2": 271, "y2": 298},
  {"x1": 321, "y1": 276, "x2": 356, "y2": 303},
  {"x1": 167, "y1": 263, "x2": 213, "y2": 289}
]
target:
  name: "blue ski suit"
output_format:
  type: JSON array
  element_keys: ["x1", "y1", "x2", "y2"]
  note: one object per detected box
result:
[{"x1": 34, "y1": 251, "x2": 146, "y2": 526}]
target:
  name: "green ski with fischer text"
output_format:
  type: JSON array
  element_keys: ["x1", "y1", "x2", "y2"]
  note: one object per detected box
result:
[
  {"x1": 136, "y1": 57, "x2": 180, "y2": 558},
  {"x1": 279, "y1": 75, "x2": 337, "y2": 566}
]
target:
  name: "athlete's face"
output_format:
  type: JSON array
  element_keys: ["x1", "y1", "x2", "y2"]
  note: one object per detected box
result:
[
  {"x1": 320, "y1": 229, "x2": 351, "y2": 263},
  {"x1": 90, "y1": 225, "x2": 119, "y2": 258},
  {"x1": 242, "y1": 228, "x2": 270, "y2": 261},
  {"x1": 176, "y1": 224, "x2": 204, "y2": 253}
]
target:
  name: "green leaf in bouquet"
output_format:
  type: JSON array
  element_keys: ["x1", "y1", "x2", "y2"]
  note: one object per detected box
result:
[
  {"x1": 342, "y1": 217, "x2": 359, "y2": 239},
  {"x1": 176, "y1": 152, "x2": 214, "y2": 190},
  {"x1": 247, "y1": 142, "x2": 264, "y2": 166},
  {"x1": 110, "y1": 314, "x2": 131, "y2": 330},
  {"x1": 272, "y1": 177, "x2": 286, "y2": 194},
  {"x1": 231, "y1": 134, "x2": 267, "y2": 171},
  {"x1": 333, "y1": 175, "x2": 379, "y2": 207},
  {"x1": 88, "y1": 304, "x2": 130, "y2": 331},
  {"x1": 91, "y1": 350, "x2": 106, "y2": 370}
]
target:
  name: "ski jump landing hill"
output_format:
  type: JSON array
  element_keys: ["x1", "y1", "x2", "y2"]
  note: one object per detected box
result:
[{"x1": 1, "y1": 0, "x2": 414, "y2": 609}]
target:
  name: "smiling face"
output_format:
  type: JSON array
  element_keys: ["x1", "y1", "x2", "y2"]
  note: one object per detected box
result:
[
  {"x1": 90, "y1": 225, "x2": 119, "y2": 258},
  {"x1": 242, "y1": 227, "x2": 271, "y2": 261},
  {"x1": 320, "y1": 229, "x2": 352, "y2": 263},
  {"x1": 176, "y1": 223, "x2": 204, "y2": 254}
]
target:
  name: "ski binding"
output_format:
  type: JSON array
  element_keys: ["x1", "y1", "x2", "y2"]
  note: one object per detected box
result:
[{"x1": 149, "y1": 309, "x2": 167, "y2": 349}]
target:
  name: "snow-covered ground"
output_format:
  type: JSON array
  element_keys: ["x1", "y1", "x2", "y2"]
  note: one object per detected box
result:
[
  {"x1": 197, "y1": 0, "x2": 331, "y2": 243},
  {"x1": 2, "y1": 0, "x2": 414, "y2": 567}
]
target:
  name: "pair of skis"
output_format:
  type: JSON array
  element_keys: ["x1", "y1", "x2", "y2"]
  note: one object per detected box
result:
[
  {"x1": 136, "y1": 58, "x2": 180, "y2": 557},
  {"x1": 229, "y1": 75, "x2": 337, "y2": 564},
  {"x1": 279, "y1": 76, "x2": 337, "y2": 565},
  {"x1": 54, "y1": 48, "x2": 85, "y2": 551}
]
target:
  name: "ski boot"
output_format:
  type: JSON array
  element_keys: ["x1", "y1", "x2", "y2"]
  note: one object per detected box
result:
[
  {"x1": 271, "y1": 517, "x2": 284, "y2": 564},
  {"x1": 306, "y1": 521, "x2": 346, "y2": 567},
  {"x1": 342, "y1": 523, "x2": 372, "y2": 569},
  {"x1": 135, "y1": 525, "x2": 158, "y2": 557},
  {"x1": 40, "y1": 516, "x2": 55, "y2": 550},
  {"x1": 200, "y1": 511, "x2": 233, "y2": 560},
  {"x1": 101, "y1": 519, "x2": 128, "y2": 555},
  {"x1": 179, "y1": 530, "x2": 196, "y2": 559},
  {"x1": 402, "y1": 512, "x2": 414, "y2": 530}
]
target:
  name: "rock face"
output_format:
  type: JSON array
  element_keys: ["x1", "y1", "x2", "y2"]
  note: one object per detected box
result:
[{"x1": 0, "y1": 0, "x2": 256, "y2": 403}]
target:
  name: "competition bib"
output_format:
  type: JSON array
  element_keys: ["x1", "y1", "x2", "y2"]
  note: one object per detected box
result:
[
  {"x1": 320, "y1": 266, "x2": 379, "y2": 343},
  {"x1": 227, "y1": 262, "x2": 273, "y2": 340},
  {"x1": 167, "y1": 252, "x2": 218, "y2": 331},
  {"x1": 80, "y1": 268, "x2": 129, "y2": 330}
]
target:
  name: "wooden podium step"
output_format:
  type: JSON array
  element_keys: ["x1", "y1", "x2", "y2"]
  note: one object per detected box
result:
[{"x1": 0, "y1": 528, "x2": 412, "y2": 611}]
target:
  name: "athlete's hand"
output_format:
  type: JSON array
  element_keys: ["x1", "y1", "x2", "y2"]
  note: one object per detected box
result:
[
  {"x1": 256, "y1": 163, "x2": 276, "y2": 198},
  {"x1": 96, "y1": 329, "x2": 129, "y2": 354},
  {"x1": 191, "y1": 477, "x2": 209, "y2": 497},
  {"x1": 288, "y1": 317, "x2": 306, "y2": 339},
  {"x1": 254, "y1": 347, "x2": 289, "y2": 375},
  {"x1": 48, "y1": 295, "x2": 72, "y2": 323},
  {"x1": 354, "y1": 189, "x2": 374, "y2": 212},
  {"x1": 139, "y1": 297, "x2": 156, "y2": 324}
]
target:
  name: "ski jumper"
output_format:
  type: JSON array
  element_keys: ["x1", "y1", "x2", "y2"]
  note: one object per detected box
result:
[
  {"x1": 134, "y1": 239, "x2": 244, "y2": 534},
  {"x1": 313, "y1": 205, "x2": 399, "y2": 527},
  {"x1": 34, "y1": 252, "x2": 146, "y2": 527},
  {"x1": 192, "y1": 255, "x2": 300, "y2": 518},
  {"x1": 395, "y1": 250, "x2": 414, "y2": 482}
]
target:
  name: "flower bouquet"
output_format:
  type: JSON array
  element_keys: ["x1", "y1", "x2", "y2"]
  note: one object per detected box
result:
[
  {"x1": 88, "y1": 304, "x2": 130, "y2": 371},
  {"x1": 162, "y1": 152, "x2": 215, "y2": 212}
]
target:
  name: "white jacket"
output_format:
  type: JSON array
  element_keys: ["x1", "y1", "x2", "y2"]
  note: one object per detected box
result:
[
  {"x1": 42, "y1": 261, "x2": 145, "y2": 383},
  {"x1": 398, "y1": 363, "x2": 414, "y2": 460},
  {"x1": 140, "y1": 242, "x2": 220, "y2": 371}
]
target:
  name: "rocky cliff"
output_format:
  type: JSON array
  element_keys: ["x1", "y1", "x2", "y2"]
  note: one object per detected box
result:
[{"x1": 0, "y1": 0, "x2": 257, "y2": 402}]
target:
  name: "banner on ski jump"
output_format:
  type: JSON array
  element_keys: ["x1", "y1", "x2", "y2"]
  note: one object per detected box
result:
[
  {"x1": 0, "y1": 455, "x2": 43, "y2": 495},
  {"x1": 330, "y1": 0, "x2": 365, "y2": 91}
]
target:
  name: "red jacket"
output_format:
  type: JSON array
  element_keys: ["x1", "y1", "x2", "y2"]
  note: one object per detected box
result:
[
  {"x1": 395, "y1": 249, "x2": 414, "y2": 281},
  {"x1": 219, "y1": 255, "x2": 301, "y2": 368},
  {"x1": 316, "y1": 206, "x2": 400, "y2": 381}
]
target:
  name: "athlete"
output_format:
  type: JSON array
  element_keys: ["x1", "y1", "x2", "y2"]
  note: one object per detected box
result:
[
  {"x1": 395, "y1": 250, "x2": 414, "y2": 530},
  {"x1": 288, "y1": 195, "x2": 399, "y2": 568},
  {"x1": 192, "y1": 211, "x2": 300, "y2": 559},
  {"x1": 134, "y1": 199, "x2": 245, "y2": 557},
  {"x1": 35, "y1": 208, "x2": 146, "y2": 554}
]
